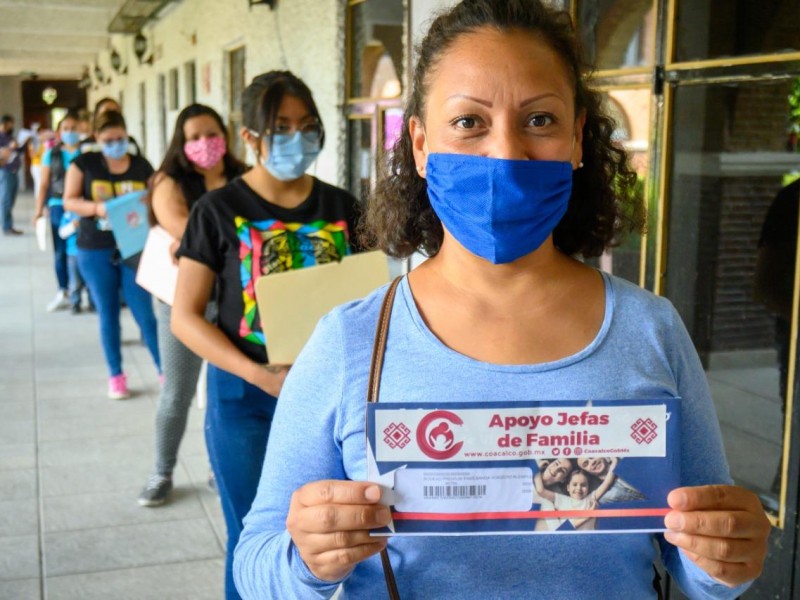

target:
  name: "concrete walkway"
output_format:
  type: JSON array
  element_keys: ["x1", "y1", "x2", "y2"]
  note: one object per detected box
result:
[{"x1": 0, "y1": 192, "x2": 225, "y2": 599}]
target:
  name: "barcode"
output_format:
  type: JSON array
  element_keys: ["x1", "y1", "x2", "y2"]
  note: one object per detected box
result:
[{"x1": 423, "y1": 485, "x2": 487, "y2": 499}]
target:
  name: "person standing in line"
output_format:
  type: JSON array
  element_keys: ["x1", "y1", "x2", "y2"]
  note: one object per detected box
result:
[
  {"x1": 138, "y1": 104, "x2": 248, "y2": 507},
  {"x1": 63, "y1": 110, "x2": 161, "y2": 399},
  {"x1": 81, "y1": 98, "x2": 142, "y2": 156},
  {"x1": 171, "y1": 71, "x2": 361, "y2": 600},
  {"x1": 28, "y1": 123, "x2": 44, "y2": 199},
  {"x1": 57, "y1": 209, "x2": 94, "y2": 314},
  {"x1": 77, "y1": 110, "x2": 92, "y2": 143},
  {"x1": 33, "y1": 111, "x2": 83, "y2": 312},
  {"x1": 232, "y1": 2, "x2": 769, "y2": 598},
  {"x1": 0, "y1": 115, "x2": 22, "y2": 235}
]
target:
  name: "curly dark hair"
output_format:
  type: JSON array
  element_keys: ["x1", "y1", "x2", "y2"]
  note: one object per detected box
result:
[{"x1": 363, "y1": 0, "x2": 644, "y2": 259}]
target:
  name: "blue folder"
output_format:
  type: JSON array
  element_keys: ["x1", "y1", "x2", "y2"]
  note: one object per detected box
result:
[{"x1": 104, "y1": 190, "x2": 149, "y2": 259}]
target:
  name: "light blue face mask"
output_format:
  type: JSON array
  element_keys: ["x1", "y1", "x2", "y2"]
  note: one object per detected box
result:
[
  {"x1": 263, "y1": 131, "x2": 321, "y2": 181},
  {"x1": 101, "y1": 139, "x2": 129, "y2": 160},
  {"x1": 425, "y1": 153, "x2": 573, "y2": 264},
  {"x1": 60, "y1": 131, "x2": 80, "y2": 146}
]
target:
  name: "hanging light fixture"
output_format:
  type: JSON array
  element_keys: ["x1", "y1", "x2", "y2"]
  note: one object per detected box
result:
[
  {"x1": 133, "y1": 31, "x2": 152, "y2": 65},
  {"x1": 110, "y1": 48, "x2": 127, "y2": 75},
  {"x1": 249, "y1": 0, "x2": 276, "y2": 8},
  {"x1": 42, "y1": 86, "x2": 58, "y2": 105},
  {"x1": 78, "y1": 67, "x2": 92, "y2": 89},
  {"x1": 94, "y1": 64, "x2": 110, "y2": 85}
]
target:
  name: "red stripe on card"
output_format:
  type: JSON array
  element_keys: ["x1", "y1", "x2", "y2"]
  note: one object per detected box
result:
[{"x1": 391, "y1": 508, "x2": 671, "y2": 521}]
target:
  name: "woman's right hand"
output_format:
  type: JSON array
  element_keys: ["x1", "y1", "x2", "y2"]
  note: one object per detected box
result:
[
  {"x1": 286, "y1": 481, "x2": 391, "y2": 581},
  {"x1": 32, "y1": 207, "x2": 46, "y2": 225},
  {"x1": 249, "y1": 364, "x2": 290, "y2": 397}
]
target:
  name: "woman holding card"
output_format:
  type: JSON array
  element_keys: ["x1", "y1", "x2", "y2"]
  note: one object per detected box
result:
[
  {"x1": 232, "y1": 1, "x2": 770, "y2": 599},
  {"x1": 63, "y1": 110, "x2": 160, "y2": 400}
]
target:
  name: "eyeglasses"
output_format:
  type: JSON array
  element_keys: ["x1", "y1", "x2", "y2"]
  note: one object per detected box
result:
[{"x1": 259, "y1": 120, "x2": 324, "y2": 143}]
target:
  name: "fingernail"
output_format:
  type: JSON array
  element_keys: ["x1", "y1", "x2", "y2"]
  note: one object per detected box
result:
[
  {"x1": 670, "y1": 490, "x2": 688, "y2": 509},
  {"x1": 365, "y1": 485, "x2": 381, "y2": 502},
  {"x1": 664, "y1": 513, "x2": 684, "y2": 531},
  {"x1": 376, "y1": 507, "x2": 391, "y2": 524}
]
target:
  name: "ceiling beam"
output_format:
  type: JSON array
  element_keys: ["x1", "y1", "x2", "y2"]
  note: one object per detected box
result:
[
  {"x1": 0, "y1": 33, "x2": 109, "y2": 53},
  {"x1": 0, "y1": 0, "x2": 119, "y2": 11}
]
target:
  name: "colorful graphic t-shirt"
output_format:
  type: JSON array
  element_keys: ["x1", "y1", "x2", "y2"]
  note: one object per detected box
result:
[
  {"x1": 178, "y1": 176, "x2": 361, "y2": 363},
  {"x1": 71, "y1": 152, "x2": 154, "y2": 250}
]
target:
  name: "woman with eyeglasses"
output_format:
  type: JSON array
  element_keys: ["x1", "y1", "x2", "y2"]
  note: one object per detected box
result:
[
  {"x1": 63, "y1": 110, "x2": 161, "y2": 400},
  {"x1": 171, "y1": 71, "x2": 361, "y2": 600}
]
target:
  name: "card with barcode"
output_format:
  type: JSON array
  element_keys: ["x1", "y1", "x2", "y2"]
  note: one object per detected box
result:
[{"x1": 366, "y1": 399, "x2": 680, "y2": 536}]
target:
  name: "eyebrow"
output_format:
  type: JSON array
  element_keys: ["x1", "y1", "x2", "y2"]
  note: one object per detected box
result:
[{"x1": 445, "y1": 92, "x2": 567, "y2": 108}]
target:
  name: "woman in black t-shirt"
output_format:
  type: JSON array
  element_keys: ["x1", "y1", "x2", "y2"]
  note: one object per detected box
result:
[
  {"x1": 138, "y1": 104, "x2": 247, "y2": 508},
  {"x1": 63, "y1": 110, "x2": 160, "y2": 400},
  {"x1": 173, "y1": 71, "x2": 360, "y2": 600}
]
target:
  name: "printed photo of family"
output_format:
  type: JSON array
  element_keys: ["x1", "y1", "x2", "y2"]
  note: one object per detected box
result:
[{"x1": 532, "y1": 457, "x2": 646, "y2": 531}]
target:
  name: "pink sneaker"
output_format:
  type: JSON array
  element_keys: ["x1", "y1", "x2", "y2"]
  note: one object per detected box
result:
[{"x1": 108, "y1": 374, "x2": 130, "y2": 400}]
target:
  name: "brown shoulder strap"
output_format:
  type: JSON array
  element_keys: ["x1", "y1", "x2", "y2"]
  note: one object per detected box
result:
[
  {"x1": 367, "y1": 276, "x2": 402, "y2": 600},
  {"x1": 368, "y1": 276, "x2": 402, "y2": 404}
]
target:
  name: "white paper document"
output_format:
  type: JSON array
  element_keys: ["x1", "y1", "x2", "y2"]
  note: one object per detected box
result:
[{"x1": 135, "y1": 226, "x2": 178, "y2": 305}]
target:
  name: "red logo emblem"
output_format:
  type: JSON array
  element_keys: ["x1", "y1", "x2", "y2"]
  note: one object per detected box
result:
[
  {"x1": 383, "y1": 422, "x2": 411, "y2": 449},
  {"x1": 126, "y1": 211, "x2": 141, "y2": 228},
  {"x1": 631, "y1": 418, "x2": 658, "y2": 444},
  {"x1": 416, "y1": 410, "x2": 464, "y2": 460}
]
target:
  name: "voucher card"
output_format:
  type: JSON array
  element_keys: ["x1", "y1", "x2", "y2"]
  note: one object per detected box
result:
[{"x1": 367, "y1": 399, "x2": 680, "y2": 536}]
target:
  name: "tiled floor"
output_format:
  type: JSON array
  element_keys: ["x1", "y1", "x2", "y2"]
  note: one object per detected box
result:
[{"x1": 0, "y1": 193, "x2": 225, "y2": 599}]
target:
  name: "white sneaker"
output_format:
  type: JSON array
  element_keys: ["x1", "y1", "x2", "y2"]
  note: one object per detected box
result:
[{"x1": 46, "y1": 291, "x2": 71, "y2": 312}]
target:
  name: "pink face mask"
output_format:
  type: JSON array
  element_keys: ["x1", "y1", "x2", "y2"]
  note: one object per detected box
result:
[{"x1": 183, "y1": 136, "x2": 227, "y2": 170}]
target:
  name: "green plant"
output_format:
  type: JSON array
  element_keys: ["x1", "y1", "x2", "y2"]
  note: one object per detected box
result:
[{"x1": 789, "y1": 77, "x2": 800, "y2": 135}]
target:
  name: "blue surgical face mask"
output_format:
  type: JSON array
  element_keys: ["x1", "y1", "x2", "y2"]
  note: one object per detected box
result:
[
  {"x1": 101, "y1": 138, "x2": 129, "y2": 160},
  {"x1": 262, "y1": 131, "x2": 321, "y2": 181},
  {"x1": 61, "y1": 131, "x2": 80, "y2": 146},
  {"x1": 425, "y1": 153, "x2": 573, "y2": 264}
]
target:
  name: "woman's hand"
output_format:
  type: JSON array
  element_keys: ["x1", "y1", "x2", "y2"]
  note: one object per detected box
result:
[
  {"x1": 32, "y1": 206, "x2": 46, "y2": 225},
  {"x1": 168, "y1": 239, "x2": 180, "y2": 265},
  {"x1": 664, "y1": 485, "x2": 770, "y2": 587},
  {"x1": 95, "y1": 202, "x2": 107, "y2": 218},
  {"x1": 249, "y1": 364, "x2": 290, "y2": 397},
  {"x1": 286, "y1": 481, "x2": 391, "y2": 582}
]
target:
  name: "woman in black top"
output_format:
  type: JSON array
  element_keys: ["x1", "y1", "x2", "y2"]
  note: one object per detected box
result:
[
  {"x1": 63, "y1": 110, "x2": 160, "y2": 400},
  {"x1": 172, "y1": 71, "x2": 360, "y2": 600},
  {"x1": 138, "y1": 104, "x2": 247, "y2": 508}
]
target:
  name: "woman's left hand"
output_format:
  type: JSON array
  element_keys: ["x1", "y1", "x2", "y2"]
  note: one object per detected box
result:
[{"x1": 664, "y1": 485, "x2": 770, "y2": 587}]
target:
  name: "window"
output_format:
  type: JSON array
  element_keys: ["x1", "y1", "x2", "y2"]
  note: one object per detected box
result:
[
  {"x1": 227, "y1": 46, "x2": 246, "y2": 160},
  {"x1": 184, "y1": 60, "x2": 196, "y2": 104},
  {"x1": 169, "y1": 67, "x2": 179, "y2": 110}
]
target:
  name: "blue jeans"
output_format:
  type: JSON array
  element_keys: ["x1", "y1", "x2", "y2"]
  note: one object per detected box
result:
[
  {"x1": 49, "y1": 204, "x2": 68, "y2": 290},
  {"x1": 0, "y1": 168, "x2": 19, "y2": 232},
  {"x1": 67, "y1": 255, "x2": 91, "y2": 308},
  {"x1": 205, "y1": 364, "x2": 277, "y2": 600},
  {"x1": 76, "y1": 247, "x2": 160, "y2": 377}
]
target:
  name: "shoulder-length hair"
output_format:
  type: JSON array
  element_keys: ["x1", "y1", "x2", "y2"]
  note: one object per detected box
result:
[{"x1": 363, "y1": 0, "x2": 645, "y2": 259}]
